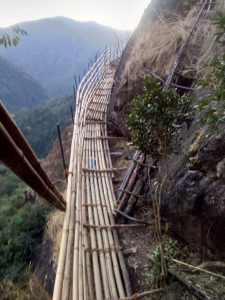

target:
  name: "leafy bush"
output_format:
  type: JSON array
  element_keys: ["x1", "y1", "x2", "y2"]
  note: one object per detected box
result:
[
  {"x1": 126, "y1": 76, "x2": 191, "y2": 158},
  {"x1": 0, "y1": 166, "x2": 52, "y2": 286},
  {"x1": 126, "y1": 77, "x2": 192, "y2": 283},
  {"x1": 197, "y1": 12, "x2": 225, "y2": 132},
  {"x1": 0, "y1": 27, "x2": 27, "y2": 48},
  {"x1": 0, "y1": 201, "x2": 52, "y2": 282},
  {"x1": 147, "y1": 237, "x2": 179, "y2": 287},
  {"x1": 197, "y1": 55, "x2": 225, "y2": 131},
  {"x1": 214, "y1": 11, "x2": 225, "y2": 45}
]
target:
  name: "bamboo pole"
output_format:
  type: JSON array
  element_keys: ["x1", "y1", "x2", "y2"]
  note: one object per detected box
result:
[
  {"x1": 90, "y1": 126, "x2": 119, "y2": 299},
  {"x1": 88, "y1": 125, "x2": 112, "y2": 299},
  {"x1": 0, "y1": 122, "x2": 65, "y2": 211},
  {"x1": 53, "y1": 116, "x2": 77, "y2": 300},
  {"x1": 85, "y1": 132, "x2": 104, "y2": 300},
  {"x1": 88, "y1": 70, "x2": 128, "y2": 295},
  {"x1": 53, "y1": 41, "x2": 128, "y2": 299},
  {"x1": 0, "y1": 101, "x2": 65, "y2": 206},
  {"x1": 96, "y1": 124, "x2": 131, "y2": 296}
]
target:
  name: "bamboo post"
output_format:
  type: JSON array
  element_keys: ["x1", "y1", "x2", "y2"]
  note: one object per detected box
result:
[{"x1": 57, "y1": 123, "x2": 67, "y2": 180}]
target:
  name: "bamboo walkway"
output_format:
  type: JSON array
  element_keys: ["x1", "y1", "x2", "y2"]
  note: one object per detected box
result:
[{"x1": 53, "y1": 43, "x2": 132, "y2": 300}]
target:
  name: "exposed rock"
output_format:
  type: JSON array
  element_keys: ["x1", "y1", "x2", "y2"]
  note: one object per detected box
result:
[
  {"x1": 162, "y1": 125, "x2": 225, "y2": 253},
  {"x1": 23, "y1": 188, "x2": 38, "y2": 204},
  {"x1": 31, "y1": 233, "x2": 56, "y2": 298}
]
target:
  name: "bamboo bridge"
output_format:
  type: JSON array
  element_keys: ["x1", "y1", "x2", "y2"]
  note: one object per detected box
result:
[
  {"x1": 0, "y1": 41, "x2": 134, "y2": 299},
  {"x1": 52, "y1": 42, "x2": 135, "y2": 300},
  {"x1": 0, "y1": 1, "x2": 213, "y2": 298}
]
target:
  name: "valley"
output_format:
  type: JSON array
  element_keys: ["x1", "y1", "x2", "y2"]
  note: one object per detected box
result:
[{"x1": 1, "y1": 1, "x2": 225, "y2": 299}]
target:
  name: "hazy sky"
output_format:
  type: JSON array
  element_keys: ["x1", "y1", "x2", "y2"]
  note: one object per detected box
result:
[{"x1": 0, "y1": 0, "x2": 150, "y2": 30}]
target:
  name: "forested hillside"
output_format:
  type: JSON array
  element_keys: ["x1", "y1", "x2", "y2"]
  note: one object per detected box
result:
[
  {"x1": 15, "y1": 95, "x2": 74, "y2": 158},
  {"x1": 0, "y1": 55, "x2": 48, "y2": 112},
  {"x1": 0, "y1": 17, "x2": 129, "y2": 98},
  {"x1": 0, "y1": 164, "x2": 52, "y2": 299}
]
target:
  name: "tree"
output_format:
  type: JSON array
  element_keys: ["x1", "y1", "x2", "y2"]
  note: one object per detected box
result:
[
  {"x1": 0, "y1": 26, "x2": 27, "y2": 47},
  {"x1": 126, "y1": 77, "x2": 191, "y2": 285}
]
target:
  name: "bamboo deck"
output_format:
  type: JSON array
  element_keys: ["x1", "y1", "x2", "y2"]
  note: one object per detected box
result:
[{"x1": 53, "y1": 43, "x2": 132, "y2": 300}]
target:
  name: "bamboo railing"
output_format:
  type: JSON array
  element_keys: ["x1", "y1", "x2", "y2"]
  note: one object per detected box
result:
[
  {"x1": 0, "y1": 102, "x2": 66, "y2": 211},
  {"x1": 53, "y1": 42, "x2": 132, "y2": 299}
]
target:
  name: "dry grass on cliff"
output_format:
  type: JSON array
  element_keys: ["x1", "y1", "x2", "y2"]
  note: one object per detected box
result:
[
  {"x1": 43, "y1": 126, "x2": 73, "y2": 192},
  {"x1": 46, "y1": 207, "x2": 65, "y2": 263},
  {"x1": 125, "y1": 4, "x2": 222, "y2": 81}
]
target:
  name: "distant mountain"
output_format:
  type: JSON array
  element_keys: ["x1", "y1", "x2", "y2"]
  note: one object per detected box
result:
[
  {"x1": 15, "y1": 94, "x2": 74, "y2": 158},
  {"x1": 0, "y1": 17, "x2": 129, "y2": 98},
  {"x1": 0, "y1": 55, "x2": 48, "y2": 112}
]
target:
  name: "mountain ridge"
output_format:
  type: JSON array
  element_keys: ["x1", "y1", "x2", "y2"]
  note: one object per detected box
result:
[
  {"x1": 0, "y1": 16, "x2": 129, "y2": 98},
  {"x1": 0, "y1": 55, "x2": 48, "y2": 112}
]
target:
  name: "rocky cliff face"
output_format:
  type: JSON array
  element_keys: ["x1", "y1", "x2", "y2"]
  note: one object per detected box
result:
[{"x1": 108, "y1": 0, "x2": 225, "y2": 254}]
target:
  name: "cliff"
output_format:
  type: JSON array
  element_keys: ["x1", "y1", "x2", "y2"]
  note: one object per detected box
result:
[{"x1": 108, "y1": 0, "x2": 225, "y2": 254}]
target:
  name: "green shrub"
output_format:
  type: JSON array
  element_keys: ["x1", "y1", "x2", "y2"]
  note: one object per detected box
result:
[
  {"x1": 126, "y1": 76, "x2": 192, "y2": 284},
  {"x1": 147, "y1": 237, "x2": 179, "y2": 287},
  {"x1": 0, "y1": 167, "x2": 52, "y2": 285},
  {"x1": 197, "y1": 12, "x2": 225, "y2": 132},
  {"x1": 126, "y1": 76, "x2": 191, "y2": 158},
  {"x1": 0, "y1": 202, "x2": 52, "y2": 282},
  {"x1": 214, "y1": 11, "x2": 225, "y2": 45}
]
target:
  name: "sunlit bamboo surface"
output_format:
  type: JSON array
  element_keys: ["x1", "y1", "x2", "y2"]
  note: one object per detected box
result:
[{"x1": 53, "y1": 42, "x2": 132, "y2": 300}]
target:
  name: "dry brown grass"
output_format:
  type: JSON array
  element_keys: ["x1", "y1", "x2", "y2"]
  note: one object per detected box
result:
[
  {"x1": 0, "y1": 279, "x2": 30, "y2": 300},
  {"x1": 42, "y1": 126, "x2": 73, "y2": 192},
  {"x1": 46, "y1": 206, "x2": 65, "y2": 263},
  {"x1": 29, "y1": 274, "x2": 52, "y2": 300},
  {"x1": 124, "y1": 3, "x2": 224, "y2": 83},
  {"x1": 189, "y1": 128, "x2": 207, "y2": 153}
]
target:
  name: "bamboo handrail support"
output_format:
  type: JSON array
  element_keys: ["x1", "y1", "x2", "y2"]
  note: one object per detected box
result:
[
  {"x1": 0, "y1": 122, "x2": 65, "y2": 211},
  {"x1": 0, "y1": 101, "x2": 66, "y2": 208}
]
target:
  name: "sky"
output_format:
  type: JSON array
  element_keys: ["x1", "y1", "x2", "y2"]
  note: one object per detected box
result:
[{"x1": 0, "y1": 0, "x2": 150, "y2": 30}]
